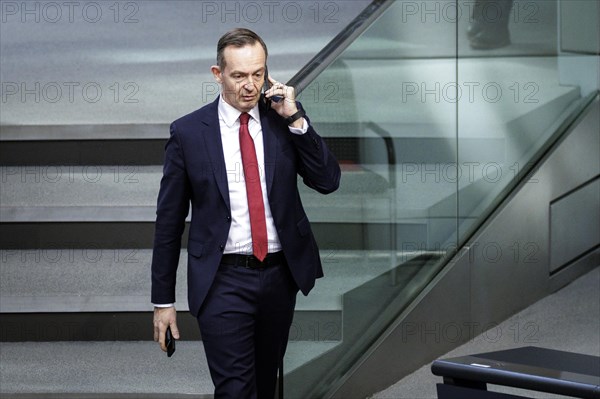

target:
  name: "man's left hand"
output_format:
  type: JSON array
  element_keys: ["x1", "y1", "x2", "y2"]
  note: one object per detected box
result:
[{"x1": 264, "y1": 76, "x2": 303, "y2": 128}]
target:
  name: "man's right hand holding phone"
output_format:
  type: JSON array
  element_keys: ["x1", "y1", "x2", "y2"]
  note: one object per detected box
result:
[{"x1": 153, "y1": 306, "x2": 179, "y2": 355}]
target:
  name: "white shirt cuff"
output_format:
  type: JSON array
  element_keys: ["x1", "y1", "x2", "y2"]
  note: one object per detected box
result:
[
  {"x1": 153, "y1": 303, "x2": 175, "y2": 308},
  {"x1": 288, "y1": 118, "x2": 308, "y2": 135}
]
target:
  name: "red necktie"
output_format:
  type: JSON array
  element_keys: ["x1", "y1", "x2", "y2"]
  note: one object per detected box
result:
[{"x1": 239, "y1": 112, "x2": 268, "y2": 261}]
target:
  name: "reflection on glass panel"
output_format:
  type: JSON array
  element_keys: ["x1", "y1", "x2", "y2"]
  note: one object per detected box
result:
[
  {"x1": 288, "y1": 1, "x2": 458, "y2": 397},
  {"x1": 456, "y1": 0, "x2": 590, "y2": 240},
  {"x1": 286, "y1": 0, "x2": 597, "y2": 397}
]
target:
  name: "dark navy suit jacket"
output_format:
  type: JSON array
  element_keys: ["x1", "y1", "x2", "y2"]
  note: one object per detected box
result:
[{"x1": 151, "y1": 96, "x2": 341, "y2": 317}]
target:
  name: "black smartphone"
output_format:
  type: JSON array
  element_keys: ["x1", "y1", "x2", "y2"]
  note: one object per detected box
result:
[
  {"x1": 262, "y1": 66, "x2": 282, "y2": 110},
  {"x1": 166, "y1": 326, "x2": 175, "y2": 357}
]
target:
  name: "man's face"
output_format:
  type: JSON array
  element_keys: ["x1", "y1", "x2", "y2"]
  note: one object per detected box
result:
[{"x1": 213, "y1": 43, "x2": 266, "y2": 113}]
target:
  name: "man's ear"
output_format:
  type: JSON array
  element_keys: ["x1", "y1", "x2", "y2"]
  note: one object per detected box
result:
[{"x1": 211, "y1": 65, "x2": 222, "y2": 83}]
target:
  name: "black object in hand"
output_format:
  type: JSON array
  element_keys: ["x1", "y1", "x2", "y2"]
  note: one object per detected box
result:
[{"x1": 166, "y1": 326, "x2": 176, "y2": 357}]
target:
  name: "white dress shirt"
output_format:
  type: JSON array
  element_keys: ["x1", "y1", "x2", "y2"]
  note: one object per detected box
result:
[
  {"x1": 154, "y1": 96, "x2": 308, "y2": 308},
  {"x1": 218, "y1": 96, "x2": 282, "y2": 255}
]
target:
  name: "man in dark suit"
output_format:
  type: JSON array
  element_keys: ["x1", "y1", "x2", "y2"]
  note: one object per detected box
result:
[{"x1": 151, "y1": 28, "x2": 341, "y2": 398}]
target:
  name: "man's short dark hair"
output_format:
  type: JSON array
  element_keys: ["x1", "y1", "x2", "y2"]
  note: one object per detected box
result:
[{"x1": 217, "y1": 28, "x2": 268, "y2": 70}]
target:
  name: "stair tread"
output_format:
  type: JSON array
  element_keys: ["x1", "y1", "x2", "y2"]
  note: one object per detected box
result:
[
  {"x1": 0, "y1": 340, "x2": 338, "y2": 394},
  {"x1": 0, "y1": 250, "x2": 416, "y2": 313},
  {"x1": 0, "y1": 58, "x2": 577, "y2": 131},
  {"x1": 0, "y1": 341, "x2": 211, "y2": 394},
  {"x1": 0, "y1": 163, "x2": 486, "y2": 222}
]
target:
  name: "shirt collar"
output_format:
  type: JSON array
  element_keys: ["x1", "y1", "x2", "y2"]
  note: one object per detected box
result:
[{"x1": 218, "y1": 95, "x2": 260, "y2": 128}]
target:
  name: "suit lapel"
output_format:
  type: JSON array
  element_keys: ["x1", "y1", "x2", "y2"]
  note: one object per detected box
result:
[
  {"x1": 260, "y1": 107, "x2": 278, "y2": 195},
  {"x1": 201, "y1": 97, "x2": 231, "y2": 210}
]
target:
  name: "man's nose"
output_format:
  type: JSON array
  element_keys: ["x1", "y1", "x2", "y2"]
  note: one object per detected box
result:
[{"x1": 244, "y1": 76, "x2": 256, "y2": 90}]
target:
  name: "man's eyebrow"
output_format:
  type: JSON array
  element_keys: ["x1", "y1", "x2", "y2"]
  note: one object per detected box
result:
[{"x1": 229, "y1": 67, "x2": 265, "y2": 76}]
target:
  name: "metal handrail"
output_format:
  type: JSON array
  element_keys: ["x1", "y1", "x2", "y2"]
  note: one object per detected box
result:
[{"x1": 287, "y1": 0, "x2": 394, "y2": 94}]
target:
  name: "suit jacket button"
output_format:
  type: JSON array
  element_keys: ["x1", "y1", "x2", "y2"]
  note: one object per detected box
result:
[
  {"x1": 226, "y1": 216, "x2": 231, "y2": 222},
  {"x1": 219, "y1": 245, "x2": 225, "y2": 251}
]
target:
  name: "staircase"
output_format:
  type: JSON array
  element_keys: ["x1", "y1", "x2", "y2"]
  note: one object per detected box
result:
[
  {"x1": 1, "y1": 0, "x2": 587, "y2": 396},
  {"x1": 1, "y1": 80, "x2": 580, "y2": 399},
  {"x1": 0, "y1": 117, "x2": 424, "y2": 396}
]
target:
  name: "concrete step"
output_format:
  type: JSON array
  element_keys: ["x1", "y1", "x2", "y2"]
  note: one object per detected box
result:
[
  {"x1": 0, "y1": 341, "x2": 213, "y2": 396},
  {"x1": 0, "y1": 161, "x2": 447, "y2": 251},
  {"x1": 0, "y1": 249, "x2": 420, "y2": 342},
  {"x1": 0, "y1": 165, "x2": 397, "y2": 215},
  {"x1": 0, "y1": 249, "x2": 402, "y2": 314},
  {"x1": 0, "y1": 340, "x2": 337, "y2": 396},
  {"x1": 0, "y1": 160, "x2": 508, "y2": 251},
  {"x1": 1, "y1": 161, "x2": 504, "y2": 223}
]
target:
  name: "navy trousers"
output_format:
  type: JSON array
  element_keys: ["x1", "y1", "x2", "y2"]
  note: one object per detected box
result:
[{"x1": 197, "y1": 259, "x2": 298, "y2": 399}]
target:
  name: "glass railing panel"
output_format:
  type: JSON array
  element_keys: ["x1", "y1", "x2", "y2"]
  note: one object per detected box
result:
[
  {"x1": 287, "y1": 0, "x2": 598, "y2": 397},
  {"x1": 456, "y1": 0, "x2": 594, "y2": 240},
  {"x1": 288, "y1": 1, "x2": 459, "y2": 397}
]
